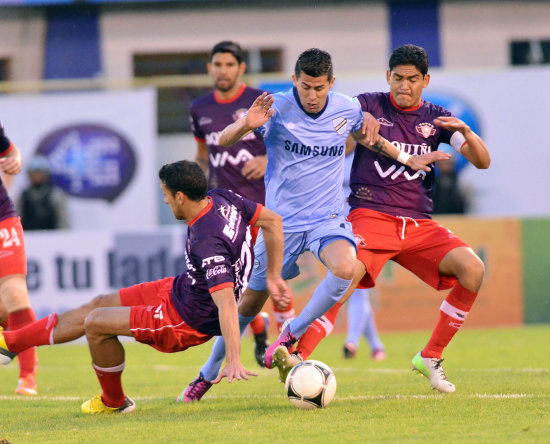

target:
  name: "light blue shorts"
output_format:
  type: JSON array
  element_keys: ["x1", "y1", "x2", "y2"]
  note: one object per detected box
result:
[{"x1": 248, "y1": 215, "x2": 356, "y2": 292}]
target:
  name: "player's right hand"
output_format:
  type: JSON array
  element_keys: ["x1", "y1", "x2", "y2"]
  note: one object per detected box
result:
[
  {"x1": 246, "y1": 92, "x2": 274, "y2": 130},
  {"x1": 360, "y1": 112, "x2": 380, "y2": 146},
  {"x1": 407, "y1": 150, "x2": 451, "y2": 172},
  {"x1": 213, "y1": 360, "x2": 258, "y2": 384},
  {"x1": 266, "y1": 276, "x2": 292, "y2": 310}
]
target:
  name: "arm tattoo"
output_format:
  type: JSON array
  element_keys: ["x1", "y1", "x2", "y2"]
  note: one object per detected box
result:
[
  {"x1": 370, "y1": 136, "x2": 394, "y2": 159},
  {"x1": 372, "y1": 137, "x2": 386, "y2": 154}
]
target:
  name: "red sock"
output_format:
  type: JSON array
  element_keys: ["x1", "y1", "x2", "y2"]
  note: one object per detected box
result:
[
  {"x1": 93, "y1": 362, "x2": 126, "y2": 407},
  {"x1": 295, "y1": 303, "x2": 342, "y2": 360},
  {"x1": 273, "y1": 298, "x2": 295, "y2": 332},
  {"x1": 249, "y1": 313, "x2": 266, "y2": 335},
  {"x1": 4, "y1": 313, "x2": 58, "y2": 354},
  {"x1": 7, "y1": 308, "x2": 39, "y2": 378},
  {"x1": 422, "y1": 284, "x2": 478, "y2": 359}
]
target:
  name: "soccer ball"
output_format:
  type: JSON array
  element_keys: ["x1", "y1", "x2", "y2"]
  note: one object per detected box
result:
[{"x1": 285, "y1": 360, "x2": 337, "y2": 409}]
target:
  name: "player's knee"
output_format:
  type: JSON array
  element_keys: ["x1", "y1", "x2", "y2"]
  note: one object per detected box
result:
[
  {"x1": 470, "y1": 256, "x2": 485, "y2": 285},
  {"x1": 459, "y1": 255, "x2": 485, "y2": 290},
  {"x1": 83, "y1": 309, "x2": 103, "y2": 338},
  {"x1": 330, "y1": 261, "x2": 355, "y2": 281}
]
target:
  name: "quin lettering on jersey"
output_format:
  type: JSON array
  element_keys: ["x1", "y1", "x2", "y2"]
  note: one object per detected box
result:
[
  {"x1": 390, "y1": 141, "x2": 433, "y2": 155},
  {"x1": 201, "y1": 255, "x2": 225, "y2": 267},
  {"x1": 205, "y1": 130, "x2": 256, "y2": 146},
  {"x1": 284, "y1": 140, "x2": 345, "y2": 157}
]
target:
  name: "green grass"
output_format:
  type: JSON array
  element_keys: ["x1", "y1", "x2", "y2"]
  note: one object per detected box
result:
[{"x1": 1, "y1": 326, "x2": 549, "y2": 443}]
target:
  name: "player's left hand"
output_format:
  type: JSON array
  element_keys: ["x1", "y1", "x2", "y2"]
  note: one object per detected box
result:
[
  {"x1": 0, "y1": 155, "x2": 22, "y2": 175},
  {"x1": 213, "y1": 360, "x2": 258, "y2": 384},
  {"x1": 360, "y1": 112, "x2": 380, "y2": 146},
  {"x1": 407, "y1": 150, "x2": 452, "y2": 172},
  {"x1": 433, "y1": 116, "x2": 471, "y2": 135},
  {"x1": 241, "y1": 155, "x2": 267, "y2": 180},
  {"x1": 266, "y1": 276, "x2": 292, "y2": 310}
]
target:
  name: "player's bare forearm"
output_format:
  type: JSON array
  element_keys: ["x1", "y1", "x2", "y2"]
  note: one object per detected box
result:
[
  {"x1": 211, "y1": 288, "x2": 258, "y2": 383},
  {"x1": 219, "y1": 117, "x2": 253, "y2": 147},
  {"x1": 352, "y1": 131, "x2": 400, "y2": 160},
  {"x1": 211, "y1": 288, "x2": 241, "y2": 365},
  {"x1": 255, "y1": 207, "x2": 284, "y2": 280},
  {"x1": 433, "y1": 116, "x2": 490, "y2": 169},
  {"x1": 461, "y1": 129, "x2": 491, "y2": 169}
]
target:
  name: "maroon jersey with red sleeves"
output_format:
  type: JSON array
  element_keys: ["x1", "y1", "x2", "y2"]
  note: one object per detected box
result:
[
  {"x1": 171, "y1": 188, "x2": 261, "y2": 336},
  {"x1": 0, "y1": 123, "x2": 18, "y2": 223},
  {"x1": 349, "y1": 92, "x2": 456, "y2": 219},
  {"x1": 190, "y1": 85, "x2": 267, "y2": 204}
]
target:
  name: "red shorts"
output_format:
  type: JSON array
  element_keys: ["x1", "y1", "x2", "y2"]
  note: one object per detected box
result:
[
  {"x1": 0, "y1": 217, "x2": 27, "y2": 278},
  {"x1": 120, "y1": 277, "x2": 212, "y2": 353},
  {"x1": 347, "y1": 208, "x2": 469, "y2": 290}
]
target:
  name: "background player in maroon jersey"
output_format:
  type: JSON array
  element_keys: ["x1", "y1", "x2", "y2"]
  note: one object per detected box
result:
[
  {"x1": 190, "y1": 41, "x2": 295, "y2": 368},
  {"x1": 0, "y1": 123, "x2": 39, "y2": 396},
  {"x1": 1, "y1": 161, "x2": 289, "y2": 413},
  {"x1": 277, "y1": 44, "x2": 490, "y2": 394}
]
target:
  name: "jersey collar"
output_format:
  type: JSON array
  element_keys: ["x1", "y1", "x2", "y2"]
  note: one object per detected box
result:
[
  {"x1": 214, "y1": 83, "x2": 246, "y2": 104},
  {"x1": 188, "y1": 196, "x2": 213, "y2": 227},
  {"x1": 389, "y1": 92, "x2": 423, "y2": 112},
  {"x1": 293, "y1": 87, "x2": 329, "y2": 119}
]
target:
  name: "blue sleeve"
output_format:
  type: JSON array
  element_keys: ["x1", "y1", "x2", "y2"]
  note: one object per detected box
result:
[{"x1": 350, "y1": 98, "x2": 364, "y2": 133}]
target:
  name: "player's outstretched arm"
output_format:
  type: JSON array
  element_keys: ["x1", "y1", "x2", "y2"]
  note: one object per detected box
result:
[
  {"x1": 211, "y1": 287, "x2": 258, "y2": 384},
  {"x1": 219, "y1": 92, "x2": 274, "y2": 147},
  {"x1": 434, "y1": 116, "x2": 491, "y2": 169},
  {"x1": 254, "y1": 206, "x2": 291, "y2": 309},
  {"x1": 351, "y1": 132, "x2": 451, "y2": 172}
]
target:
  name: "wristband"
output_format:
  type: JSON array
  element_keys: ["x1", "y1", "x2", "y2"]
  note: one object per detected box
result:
[{"x1": 397, "y1": 151, "x2": 412, "y2": 165}]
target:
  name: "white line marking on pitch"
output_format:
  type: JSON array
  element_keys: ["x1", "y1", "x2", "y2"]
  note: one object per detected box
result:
[{"x1": 0, "y1": 393, "x2": 538, "y2": 402}]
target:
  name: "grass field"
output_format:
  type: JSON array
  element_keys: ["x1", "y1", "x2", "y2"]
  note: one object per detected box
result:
[{"x1": 1, "y1": 326, "x2": 549, "y2": 443}]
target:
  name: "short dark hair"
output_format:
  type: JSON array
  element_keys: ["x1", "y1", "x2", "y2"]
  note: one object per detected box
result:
[
  {"x1": 389, "y1": 44, "x2": 429, "y2": 76},
  {"x1": 210, "y1": 41, "x2": 244, "y2": 64},
  {"x1": 294, "y1": 48, "x2": 333, "y2": 80},
  {"x1": 158, "y1": 160, "x2": 207, "y2": 201}
]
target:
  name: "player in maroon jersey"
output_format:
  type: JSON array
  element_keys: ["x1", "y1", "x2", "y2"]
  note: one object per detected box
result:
[
  {"x1": 0, "y1": 161, "x2": 289, "y2": 413},
  {"x1": 275, "y1": 45, "x2": 490, "y2": 394},
  {"x1": 0, "y1": 122, "x2": 40, "y2": 396},
  {"x1": 191, "y1": 41, "x2": 295, "y2": 369}
]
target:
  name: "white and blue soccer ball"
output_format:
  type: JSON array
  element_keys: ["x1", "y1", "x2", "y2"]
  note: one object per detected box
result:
[{"x1": 285, "y1": 360, "x2": 337, "y2": 409}]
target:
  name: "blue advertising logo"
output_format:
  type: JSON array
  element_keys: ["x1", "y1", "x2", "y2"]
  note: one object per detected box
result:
[
  {"x1": 35, "y1": 124, "x2": 136, "y2": 202},
  {"x1": 423, "y1": 92, "x2": 482, "y2": 173}
]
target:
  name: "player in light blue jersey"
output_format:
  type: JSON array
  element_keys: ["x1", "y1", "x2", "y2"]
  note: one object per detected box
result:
[{"x1": 180, "y1": 49, "x2": 447, "y2": 401}]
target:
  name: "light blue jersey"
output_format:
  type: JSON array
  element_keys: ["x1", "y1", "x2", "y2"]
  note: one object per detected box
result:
[{"x1": 256, "y1": 88, "x2": 363, "y2": 232}]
